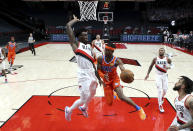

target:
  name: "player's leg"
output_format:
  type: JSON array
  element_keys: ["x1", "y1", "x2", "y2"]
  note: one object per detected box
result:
[
  {"x1": 11, "y1": 53, "x2": 16, "y2": 66},
  {"x1": 156, "y1": 75, "x2": 164, "y2": 112},
  {"x1": 32, "y1": 43, "x2": 36, "y2": 56},
  {"x1": 81, "y1": 80, "x2": 98, "y2": 109},
  {"x1": 103, "y1": 84, "x2": 114, "y2": 106},
  {"x1": 114, "y1": 86, "x2": 146, "y2": 120},
  {"x1": 65, "y1": 86, "x2": 89, "y2": 121},
  {"x1": 162, "y1": 74, "x2": 168, "y2": 104},
  {"x1": 2, "y1": 61, "x2": 7, "y2": 83},
  {"x1": 114, "y1": 86, "x2": 137, "y2": 107},
  {"x1": 29, "y1": 43, "x2": 33, "y2": 54}
]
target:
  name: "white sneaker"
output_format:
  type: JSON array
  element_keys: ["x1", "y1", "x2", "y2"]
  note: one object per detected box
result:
[
  {"x1": 65, "y1": 106, "x2": 71, "y2": 121},
  {"x1": 159, "y1": 105, "x2": 165, "y2": 113},
  {"x1": 79, "y1": 106, "x2": 88, "y2": 118}
]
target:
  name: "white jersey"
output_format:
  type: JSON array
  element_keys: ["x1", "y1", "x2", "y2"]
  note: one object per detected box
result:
[
  {"x1": 75, "y1": 42, "x2": 95, "y2": 70},
  {"x1": 0, "y1": 47, "x2": 4, "y2": 59},
  {"x1": 75, "y1": 42, "x2": 97, "y2": 92},
  {"x1": 93, "y1": 39, "x2": 104, "y2": 54},
  {"x1": 155, "y1": 56, "x2": 168, "y2": 75},
  {"x1": 175, "y1": 94, "x2": 193, "y2": 125}
]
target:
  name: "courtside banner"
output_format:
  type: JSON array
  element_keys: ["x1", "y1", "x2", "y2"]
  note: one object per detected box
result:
[
  {"x1": 50, "y1": 34, "x2": 91, "y2": 42},
  {"x1": 121, "y1": 35, "x2": 163, "y2": 43}
]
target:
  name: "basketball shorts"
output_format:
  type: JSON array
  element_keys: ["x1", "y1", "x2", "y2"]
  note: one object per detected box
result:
[
  {"x1": 78, "y1": 69, "x2": 98, "y2": 96},
  {"x1": 103, "y1": 77, "x2": 122, "y2": 105},
  {"x1": 155, "y1": 73, "x2": 168, "y2": 90}
]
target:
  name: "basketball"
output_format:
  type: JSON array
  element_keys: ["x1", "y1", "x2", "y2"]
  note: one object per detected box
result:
[{"x1": 120, "y1": 70, "x2": 134, "y2": 83}]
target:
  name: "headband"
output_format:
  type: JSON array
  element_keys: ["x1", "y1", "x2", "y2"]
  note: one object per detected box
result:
[{"x1": 105, "y1": 45, "x2": 115, "y2": 51}]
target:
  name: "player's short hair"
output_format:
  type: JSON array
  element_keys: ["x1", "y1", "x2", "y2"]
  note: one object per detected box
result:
[
  {"x1": 75, "y1": 28, "x2": 88, "y2": 38},
  {"x1": 181, "y1": 76, "x2": 193, "y2": 94},
  {"x1": 106, "y1": 42, "x2": 116, "y2": 49}
]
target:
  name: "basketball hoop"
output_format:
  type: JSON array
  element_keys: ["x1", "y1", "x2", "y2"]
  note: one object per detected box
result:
[{"x1": 78, "y1": 1, "x2": 98, "y2": 21}]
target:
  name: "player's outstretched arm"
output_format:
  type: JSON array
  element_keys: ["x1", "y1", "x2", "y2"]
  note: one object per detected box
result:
[
  {"x1": 145, "y1": 58, "x2": 156, "y2": 80},
  {"x1": 96, "y1": 56, "x2": 105, "y2": 86},
  {"x1": 166, "y1": 58, "x2": 173, "y2": 69},
  {"x1": 116, "y1": 58, "x2": 125, "y2": 72},
  {"x1": 66, "y1": 15, "x2": 79, "y2": 52}
]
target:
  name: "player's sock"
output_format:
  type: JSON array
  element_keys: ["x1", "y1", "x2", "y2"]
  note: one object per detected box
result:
[{"x1": 135, "y1": 105, "x2": 141, "y2": 110}]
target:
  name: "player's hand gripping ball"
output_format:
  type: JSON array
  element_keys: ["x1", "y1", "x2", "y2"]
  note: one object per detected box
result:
[{"x1": 120, "y1": 69, "x2": 134, "y2": 83}]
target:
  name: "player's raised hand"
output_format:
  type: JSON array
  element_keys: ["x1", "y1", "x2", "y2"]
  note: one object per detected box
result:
[{"x1": 73, "y1": 14, "x2": 79, "y2": 22}]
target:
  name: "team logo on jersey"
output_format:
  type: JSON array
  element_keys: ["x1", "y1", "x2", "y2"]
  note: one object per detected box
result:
[{"x1": 176, "y1": 105, "x2": 184, "y2": 112}]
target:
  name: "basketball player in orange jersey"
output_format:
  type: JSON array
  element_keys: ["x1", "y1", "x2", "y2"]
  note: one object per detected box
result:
[
  {"x1": 168, "y1": 76, "x2": 193, "y2": 131},
  {"x1": 6, "y1": 36, "x2": 17, "y2": 70},
  {"x1": 145, "y1": 48, "x2": 172, "y2": 113},
  {"x1": 65, "y1": 15, "x2": 102, "y2": 121},
  {"x1": 92, "y1": 34, "x2": 105, "y2": 58},
  {"x1": 97, "y1": 43, "x2": 146, "y2": 120}
]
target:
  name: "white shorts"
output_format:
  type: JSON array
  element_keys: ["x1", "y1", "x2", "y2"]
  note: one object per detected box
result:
[
  {"x1": 78, "y1": 69, "x2": 98, "y2": 96},
  {"x1": 0, "y1": 61, "x2": 6, "y2": 71},
  {"x1": 155, "y1": 73, "x2": 168, "y2": 90},
  {"x1": 170, "y1": 117, "x2": 192, "y2": 131}
]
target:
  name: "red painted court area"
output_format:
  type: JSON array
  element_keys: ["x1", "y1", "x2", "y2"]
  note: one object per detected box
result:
[{"x1": 0, "y1": 96, "x2": 176, "y2": 131}]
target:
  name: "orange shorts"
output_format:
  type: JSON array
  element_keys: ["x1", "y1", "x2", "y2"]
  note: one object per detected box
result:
[
  {"x1": 103, "y1": 77, "x2": 122, "y2": 105},
  {"x1": 8, "y1": 52, "x2": 16, "y2": 62}
]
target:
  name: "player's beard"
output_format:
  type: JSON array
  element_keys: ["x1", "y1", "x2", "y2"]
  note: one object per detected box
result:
[
  {"x1": 159, "y1": 53, "x2": 164, "y2": 57},
  {"x1": 173, "y1": 85, "x2": 181, "y2": 91}
]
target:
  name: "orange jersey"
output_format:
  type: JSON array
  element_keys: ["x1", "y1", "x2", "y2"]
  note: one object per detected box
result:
[
  {"x1": 101, "y1": 56, "x2": 119, "y2": 82},
  {"x1": 7, "y1": 42, "x2": 16, "y2": 53}
]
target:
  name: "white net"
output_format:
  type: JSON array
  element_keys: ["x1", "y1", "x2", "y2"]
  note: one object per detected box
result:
[{"x1": 78, "y1": 1, "x2": 98, "y2": 21}]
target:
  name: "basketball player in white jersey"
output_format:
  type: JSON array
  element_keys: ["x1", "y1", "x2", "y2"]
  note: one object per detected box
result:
[
  {"x1": 0, "y1": 47, "x2": 7, "y2": 83},
  {"x1": 65, "y1": 15, "x2": 102, "y2": 121},
  {"x1": 145, "y1": 48, "x2": 172, "y2": 112},
  {"x1": 92, "y1": 34, "x2": 105, "y2": 58},
  {"x1": 168, "y1": 76, "x2": 193, "y2": 131}
]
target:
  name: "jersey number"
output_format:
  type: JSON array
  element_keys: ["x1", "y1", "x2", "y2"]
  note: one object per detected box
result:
[{"x1": 180, "y1": 112, "x2": 184, "y2": 118}]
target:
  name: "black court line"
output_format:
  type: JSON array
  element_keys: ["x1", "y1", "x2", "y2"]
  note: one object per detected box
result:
[
  {"x1": 11, "y1": 109, "x2": 18, "y2": 110},
  {"x1": 48, "y1": 85, "x2": 152, "y2": 115},
  {"x1": 0, "y1": 96, "x2": 33, "y2": 128},
  {"x1": 166, "y1": 98, "x2": 176, "y2": 112}
]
